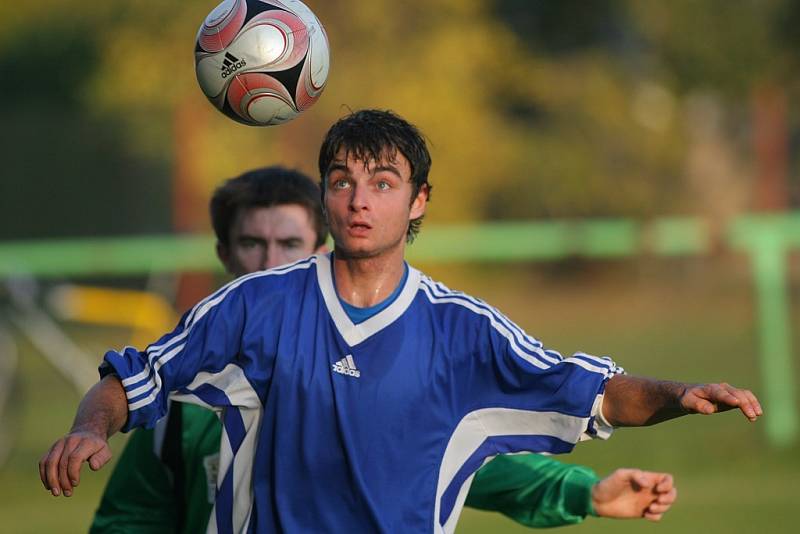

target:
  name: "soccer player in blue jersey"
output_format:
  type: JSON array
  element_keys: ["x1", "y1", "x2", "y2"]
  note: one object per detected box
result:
[
  {"x1": 41, "y1": 109, "x2": 761, "y2": 534},
  {"x1": 90, "y1": 167, "x2": 676, "y2": 532}
]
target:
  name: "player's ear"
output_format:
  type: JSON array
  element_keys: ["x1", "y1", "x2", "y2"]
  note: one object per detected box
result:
[
  {"x1": 216, "y1": 242, "x2": 233, "y2": 272},
  {"x1": 409, "y1": 184, "x2": 428, "y2": 220}
]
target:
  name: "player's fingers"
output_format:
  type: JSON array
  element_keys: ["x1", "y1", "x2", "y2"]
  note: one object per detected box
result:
[
  {"x1": 709, "y1": 383, "x2": 740, "y2": 407},
  {"x1": 88, "y1": 444, "x2": 112, "y2": 471},
  {"x1": 681, "y1": 386, "x2": 717, "y2": 414},
  {"x1": 59, "y1": 434, "x2": 96, "y2": 496},
  {"x1": 43, "y1": 439, "x2": 66, "y2": 496},
  {"x1": 610, "y1": 467, "x2": 637, "y2": 478},
  {"x1": 605, "y1": 467, "x2": 638, "y2": 489},
  {"x1": 659, "y1": 487, "x2": 678, "y2": 505},
  {"x1": 744, "y1": 389, "x2": 763, "y2": 416},
  {"x1": 38, "y1": 449, "x2": 49, "y2": 490},
  {"x1": 647, "y1": 501, "x2": 674, "y2": 514},
  {"x1": 644, "y1": 511, "x2": 664, "y2": 522},
  {"x1": 722, "y1": 384, "x2": 760, "y2": 421},
  {"x1": 631, "y1": 470, "x2": 656, "y2": 489},
  {"x1": 655, "y1": 473, "x2": 674, "y2": 493},
  {"x1": 686, "y1": 395, "x2": 716, "y2": 415},
  {"x1": 57, "y1": 440, "x2": 77, "y2": 497},
  {"x1": 65, "y1": 440, "x2": 97, "y2": 490},
  {"x1": 645, "y1": 492, "x2": 676, "y2": 521}
]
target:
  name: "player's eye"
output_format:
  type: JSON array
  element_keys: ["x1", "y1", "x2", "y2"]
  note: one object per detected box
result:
[
  {"x1": 331, "y1": 178, "x2": 350, "y2": 190},
  {"x1": 281, "y1": 239, "x2": 302, "y2": 249},
  {"x1": 376, "y1": 180, "x2": 391, "y2": 191}
]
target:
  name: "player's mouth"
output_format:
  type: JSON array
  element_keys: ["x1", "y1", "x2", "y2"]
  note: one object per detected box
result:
[{"x1": 347, "y1": 221, "x2": 372, "y2": 237}]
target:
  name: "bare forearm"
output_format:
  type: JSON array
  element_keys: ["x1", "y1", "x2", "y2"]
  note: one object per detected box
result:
[
  {"x1": 603, "y1": 375, "x2": 762, "y2": 426},
  {"x1": 602, "y1": 375, "x2": 688, "y2": 427},
  {"x1": 71, "y1": 375, "x2": 129, "y2": 438}
]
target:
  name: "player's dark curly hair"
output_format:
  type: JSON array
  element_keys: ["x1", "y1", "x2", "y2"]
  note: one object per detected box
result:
[
  {"x1": 210, "y1": 166, "x2": 328, "y2": 249},
  {"x1": 318, "y1": 109, "x2": 433, "y2": 242}
]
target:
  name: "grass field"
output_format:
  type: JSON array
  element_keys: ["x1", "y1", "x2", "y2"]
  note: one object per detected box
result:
[{"x1": 1, "y1": 256, "x2": 798, "y2": 533}]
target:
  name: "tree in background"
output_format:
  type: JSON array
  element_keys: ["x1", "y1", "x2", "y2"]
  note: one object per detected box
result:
[{"x1": 1, "y1": 0, "x2": 799, "y2": 240}]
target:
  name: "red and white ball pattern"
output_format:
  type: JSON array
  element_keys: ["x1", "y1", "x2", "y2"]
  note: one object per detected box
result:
[{"x1": 195, "y1": 0, "x2": 329, "y2": 126}]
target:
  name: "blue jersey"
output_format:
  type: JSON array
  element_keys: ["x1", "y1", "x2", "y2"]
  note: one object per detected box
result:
[{"x1": 102, "y1": 254, "x2": 621, "y2": 534}]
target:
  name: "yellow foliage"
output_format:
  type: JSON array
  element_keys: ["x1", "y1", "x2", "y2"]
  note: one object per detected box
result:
[{"x1": 7, "y1": 0, "x2": 771, "y2": 223}]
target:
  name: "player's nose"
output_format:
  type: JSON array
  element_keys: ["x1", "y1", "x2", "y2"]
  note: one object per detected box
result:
[
  {"x1": 264, "y1": 257, "x2": 284, "y2": 270},
  {"x1": 349, "y1": 182, "x2": 369, "y2": 211},
  {"x1": 255, "y1": 247, "x2": 270, "y2": 271},
  {"x1": 263, "y1": 244, "x2": 285, "y2": 270}
]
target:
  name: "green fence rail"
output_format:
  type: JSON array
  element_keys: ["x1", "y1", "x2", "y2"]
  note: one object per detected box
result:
[
  {"x1": 0, "y1": 217, "x2": 714, "y2": 275},
  {"x1": 0, "y1": 213, "x2": 797, "y2": 446}
]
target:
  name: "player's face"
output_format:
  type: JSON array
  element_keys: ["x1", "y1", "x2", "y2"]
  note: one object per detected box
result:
[
  {"x1": 324, "y1": 148, "x2": 427, "y2": 259},
  {"x1": 217, "y1": 204, "x2": 319, "y2": 277}
]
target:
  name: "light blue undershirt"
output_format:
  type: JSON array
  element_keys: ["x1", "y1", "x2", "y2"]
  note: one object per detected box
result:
[{"x1": 333, "y1": 258, "x2": 409, "y2": 325}]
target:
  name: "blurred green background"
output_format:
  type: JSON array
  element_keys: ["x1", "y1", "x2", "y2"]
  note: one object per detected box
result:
[{"x1": 1, "y1": 0, "x2": 800, "y2": 532}]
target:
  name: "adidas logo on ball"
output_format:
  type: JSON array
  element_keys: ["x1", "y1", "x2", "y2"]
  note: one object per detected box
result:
[
  {"x1": 220, "y1": 52, "x2": 246, "y2": 78},
  {"x1": 195, "y1": 0, "x2": 330, "y2": 125}
]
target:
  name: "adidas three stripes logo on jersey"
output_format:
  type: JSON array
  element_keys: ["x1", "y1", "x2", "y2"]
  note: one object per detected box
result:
[{"x1": 332, "y1": 354, "x2": 360, "y2": 378}]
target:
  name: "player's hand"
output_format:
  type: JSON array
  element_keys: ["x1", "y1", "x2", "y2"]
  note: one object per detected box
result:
[
  {"x1": 38, "y1": 429, "x2": 112, "y2": 497},
  {"x1": 592, "y1": 469, "x2": 677, "y2": 521},
  {"x1": 679, "y1": 382, "x2": 762, "y2": 422}
]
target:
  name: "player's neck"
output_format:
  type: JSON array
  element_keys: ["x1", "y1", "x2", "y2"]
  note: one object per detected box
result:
[{"x1": 332, "y1": 247, "x2": 406, "y2": 308}]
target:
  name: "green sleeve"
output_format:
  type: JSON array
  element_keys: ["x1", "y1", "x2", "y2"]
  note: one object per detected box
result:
[
  {"x1": 89, "y1": 427, "x2": 177, "y2": 534},
  {"x1": 89, "y1": 404, "x2": 223, "y2": 534},
  {"x1": 464, "y1": 454, "x2": 600, "y2": 528}
]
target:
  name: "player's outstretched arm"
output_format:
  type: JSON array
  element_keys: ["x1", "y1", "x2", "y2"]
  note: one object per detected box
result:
[
  {"x1": 602, "y1": 375, "x2": 762, "y2": 427},
  {"x1": 465, "y1": 454, "x2": 599, "y2": 527},
  {"x1": 465, "y1": 455, "x2": 677, "y2": 527},
  {"x1": 592, "y1": 469, "x2": 676, "y2": 521},
  {"x1": 39, "y1": 374, "x2": 128, "y2": 497}
]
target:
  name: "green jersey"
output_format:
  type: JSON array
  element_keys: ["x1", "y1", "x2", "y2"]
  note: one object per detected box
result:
[
  {"x1": 90, "y1": 403, "x2": 219, "y2": 534},
  {"x1": 91, "y1": 403, "x2": 599, "y2": 532}
]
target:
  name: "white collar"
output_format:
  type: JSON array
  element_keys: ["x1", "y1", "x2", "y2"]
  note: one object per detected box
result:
[{"x1": 315, "y1": 253, "x2": 421, "y2": 346}]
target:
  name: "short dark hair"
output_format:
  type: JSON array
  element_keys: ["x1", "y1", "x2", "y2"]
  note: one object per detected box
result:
[
  {"x1": 318, "y1": 109, "x2": 433, "y2": 242},
  {"x1": 210, "y1": 166, "x2": 328, "y2": 248}
]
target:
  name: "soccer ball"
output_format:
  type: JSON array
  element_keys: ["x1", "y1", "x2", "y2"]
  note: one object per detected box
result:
[{"x1": 194, "y1": 0, "x2": 330, "y2": 126}]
